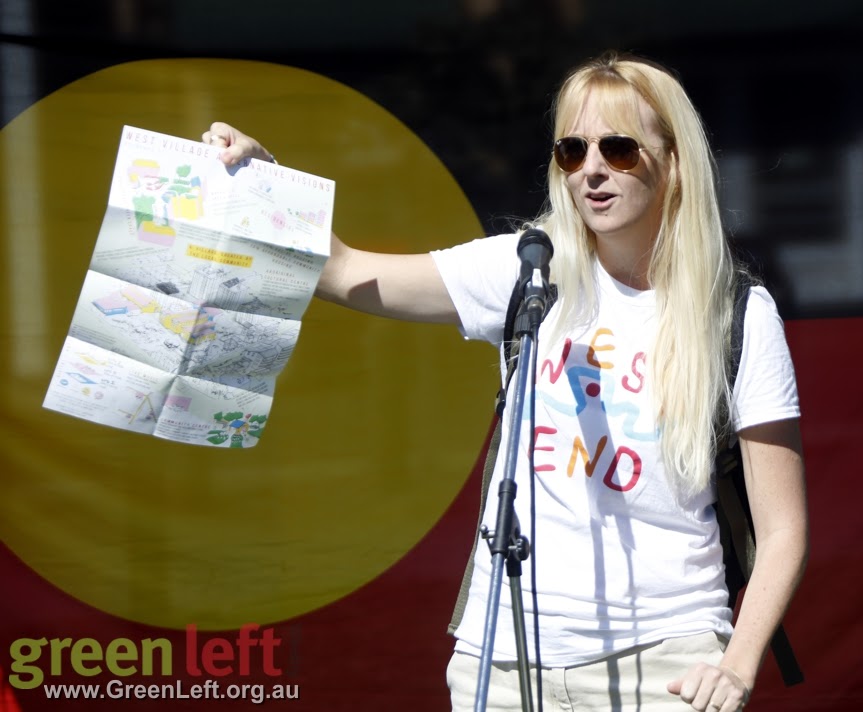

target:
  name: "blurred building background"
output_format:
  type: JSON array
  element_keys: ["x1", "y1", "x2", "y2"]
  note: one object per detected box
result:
[{"x1": 3, "y1": 0, "x2": 862, "y2": 318}]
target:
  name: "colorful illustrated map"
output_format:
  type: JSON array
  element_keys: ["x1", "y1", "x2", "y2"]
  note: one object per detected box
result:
[{"x1": 43, "y1": 126, "x2": 334, "y2": 448}]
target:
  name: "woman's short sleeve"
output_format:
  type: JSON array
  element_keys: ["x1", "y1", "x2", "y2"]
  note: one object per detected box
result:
[
  {"x1": 732, "y1": 287, "x2": 801, "y2": 431},
  {"x1": 430, "y1": 233, "x2": 520, "y2": 344}
]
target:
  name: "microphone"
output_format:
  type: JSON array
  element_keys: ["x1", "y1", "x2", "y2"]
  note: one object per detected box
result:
[
  {"x1": 515, "y1": 228, "x2": 554, "y2": 331},
  {"x1": 517, "y1": 228, "x2": 553, "y2": 287}
]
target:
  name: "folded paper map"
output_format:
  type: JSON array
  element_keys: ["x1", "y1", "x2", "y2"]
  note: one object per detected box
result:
[{"x1": 43, "y1": 126, "x2": 334, "y2": 448}]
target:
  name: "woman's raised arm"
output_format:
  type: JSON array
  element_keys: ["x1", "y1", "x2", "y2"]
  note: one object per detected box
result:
[{"x1": 202, "y1": 122, "x2": 460, "y2": 325}]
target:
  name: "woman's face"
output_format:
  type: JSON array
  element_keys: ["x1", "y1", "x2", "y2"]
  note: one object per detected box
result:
[{"x1": 562, "y1": 90, "x2": 670, "y2": 253}]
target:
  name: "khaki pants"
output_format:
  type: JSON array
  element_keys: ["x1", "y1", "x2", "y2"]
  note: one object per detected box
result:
[{"x1": 447, "y1": 632, "x2": 727, "y2": 711}]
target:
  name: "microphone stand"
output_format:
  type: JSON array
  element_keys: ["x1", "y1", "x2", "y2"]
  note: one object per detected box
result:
[{"x1": 474, "y1": 269, "x2": 550, "y2": 712}]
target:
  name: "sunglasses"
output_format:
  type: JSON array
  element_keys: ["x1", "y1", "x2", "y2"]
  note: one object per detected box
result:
[{"x1": 553, "y1": 135, "x2": 644, "y2": 173}]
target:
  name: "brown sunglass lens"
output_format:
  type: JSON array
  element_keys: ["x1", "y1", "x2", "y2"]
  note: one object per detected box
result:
[
  {"x1": 599, "y1": 136, "x2": 640, "y2": 170},
  {"x1": 554, "y1": 137, "x2": 588, "y2": 172}
]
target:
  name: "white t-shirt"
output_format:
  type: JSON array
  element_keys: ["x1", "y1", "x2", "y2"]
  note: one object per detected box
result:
[{"x1": 431, "y1": 233, "x2": 800, "y2": 666}]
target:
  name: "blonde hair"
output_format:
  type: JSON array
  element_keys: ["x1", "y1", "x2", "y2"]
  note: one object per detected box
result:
[{"x1": 534, "y1": 52, "x2": 737, "y2": 494}]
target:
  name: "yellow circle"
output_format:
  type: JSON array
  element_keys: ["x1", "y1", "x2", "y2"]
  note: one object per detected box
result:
[{"x1": 0, "y1": 59, "x2": 495, "y2": 629}]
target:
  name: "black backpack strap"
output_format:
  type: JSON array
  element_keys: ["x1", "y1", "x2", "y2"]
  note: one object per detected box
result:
[
  {"x1": 715, "y1": 272, "x2": 804, "y2": 686},
  {"x1": 448, "y1": 279, "x2": 557, "y2": 634},
  {"x1": 715, "y1": 273, "x2": 757, "y2": 609}
]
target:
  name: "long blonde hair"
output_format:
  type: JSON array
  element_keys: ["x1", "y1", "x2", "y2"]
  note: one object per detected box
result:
[{"x1": 535, "y1": 52, "x2": 737, "y2": 494}]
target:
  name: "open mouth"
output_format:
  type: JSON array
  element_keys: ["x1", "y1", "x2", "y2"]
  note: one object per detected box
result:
[{"x1": 586, "y1": 192, "x2": 615, "y2": 207}]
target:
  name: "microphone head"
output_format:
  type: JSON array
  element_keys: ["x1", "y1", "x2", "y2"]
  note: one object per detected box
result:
[
  {"x1": 517, "y1": 228, "x2": 553, "y2": 281},
  {"x1": 517, "y1": 228, "x2": 554, "y2": 256}
]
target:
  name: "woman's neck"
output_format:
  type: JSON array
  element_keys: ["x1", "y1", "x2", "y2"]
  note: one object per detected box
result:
[{"x1": 595, "y1": 240, "x2": 653, "y2": 291}]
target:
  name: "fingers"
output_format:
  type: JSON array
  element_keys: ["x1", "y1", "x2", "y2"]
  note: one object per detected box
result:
[
  {"x1": 201, "y1": 123, "x2": 240, "y2": 166},
  {"x1": 201, "y1": 122, "x2": 271, "y2": 166},
  {"x1": 669, "y1": 663, "x2": 750, "y2": 711},
  {"x1": 201, "y1": 122, "x2": 233, "y2": 149},
  {"x1": 204, "y1": 132, "x2": 228, "y2": 147}
]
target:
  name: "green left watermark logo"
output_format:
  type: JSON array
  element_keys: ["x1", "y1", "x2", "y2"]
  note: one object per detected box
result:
[{"x1": 8, "y1": 623, "x2": 299, "y2": 703}]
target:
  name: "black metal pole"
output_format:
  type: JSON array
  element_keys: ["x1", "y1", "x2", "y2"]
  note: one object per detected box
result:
[
  {"x1": 474, "y1": 327, "x2": 535, "y2": 712},
  {"x1": 474, "y1": 274, "x2": 550, "y2": 712}
]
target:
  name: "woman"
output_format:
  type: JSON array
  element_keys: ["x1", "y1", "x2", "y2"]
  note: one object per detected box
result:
[{"x1": 203, "y1": 52, "x2": 807, "y2": 711}]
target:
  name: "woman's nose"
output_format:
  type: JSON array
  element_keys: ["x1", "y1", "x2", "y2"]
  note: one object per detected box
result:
[{"x1": 581, "y1": 141, "x2": 607, "y2": 175}]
